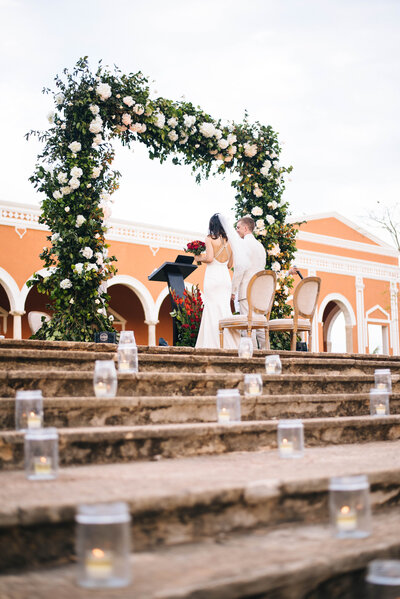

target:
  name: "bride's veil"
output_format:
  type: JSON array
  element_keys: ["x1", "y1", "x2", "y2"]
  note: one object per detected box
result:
[{"x1": 217, "y1": 213, "x2": 249, "y2": 281}]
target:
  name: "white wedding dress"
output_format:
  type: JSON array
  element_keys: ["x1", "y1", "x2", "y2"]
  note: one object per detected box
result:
[{"x1": 195, "y1": 243, "x2": 240, "y2": 349}]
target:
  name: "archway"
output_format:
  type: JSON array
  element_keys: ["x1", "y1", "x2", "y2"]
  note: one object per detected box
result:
[
  {"x1": 319, "y1": 294, "x2": 356, "y2": 354},
  {"x1": 107, "y1": 284, "x2": 147, "y2": 345}
]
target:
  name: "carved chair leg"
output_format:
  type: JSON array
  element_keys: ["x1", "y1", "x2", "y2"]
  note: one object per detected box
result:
[
  {"x1": 265, "y1": 327, "x2": 270, "y2": 350},
  {"x1": 219, "y1": 327, "x2": 224, "y2": 349},
  {"x1": 308, "y1": 328, "x2": 312, "y2": 353},
  {"x1": 291, "y1": 329, "x2": 297, "y2": 351}
]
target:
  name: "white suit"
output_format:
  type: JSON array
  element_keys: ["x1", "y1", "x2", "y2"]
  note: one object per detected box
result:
[{"x1": 231, "y1": 233, "x2": 267, "y2": 348}]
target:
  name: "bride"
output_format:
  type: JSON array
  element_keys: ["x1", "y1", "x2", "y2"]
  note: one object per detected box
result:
[{"x1": 195, "y1": 213, "x2": 244, "y2": 349}]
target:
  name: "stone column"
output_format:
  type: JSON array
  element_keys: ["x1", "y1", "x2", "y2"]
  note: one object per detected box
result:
[
  {"x1": 145, "y1": 320, "x2": 158, "y2": 347},
  {"x1": 355, "y1": 277, "x2": 366, "y2": 354},
  {"x1": 10, "y1": 310, "x2": 25, "y2": 340},
  {"x1": 307, "y1": 269, "x2": 318, "y2": 352},
  {"x1": 390, "y1": 281, "x2": 399, "y2": 355}
]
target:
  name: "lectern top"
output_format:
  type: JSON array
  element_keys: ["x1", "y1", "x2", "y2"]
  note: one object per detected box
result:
[{"x1": 148, "y1": 255, "x2": 197, "y2": 282}]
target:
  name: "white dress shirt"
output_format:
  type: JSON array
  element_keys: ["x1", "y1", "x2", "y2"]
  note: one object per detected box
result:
[{"x1": 231, "y1": 233, "x2": 266, "y2": 300}]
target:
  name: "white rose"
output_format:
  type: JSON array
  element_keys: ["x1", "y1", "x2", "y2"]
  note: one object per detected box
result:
[
  {"x1": 60, "y1": 278, "x2": 72, "y2": 289},
  {"x1": 268, "y1": 200, "x2": 278, "y2": 210},
  {"x1": 274, "y1": 161, "x2": 280, "y2": 171},
  {"x1": 183, "y1": 114, "x2": 196, "y2": 128},
  {"x1": 100, "y1": 192, "x2": 111, "y2": 203},
  {"x1": 260, "y1": 165, "x2": 271, "y2": 178},
  {"x1": 81, "y1": 246, "x2": 93, "y2": 259},
  {"x1": 133, "y1": 104, "x2": 144, "y2": 115},
  {"x1": 109, "y1": 314, "x2": 114, "y2": 321},
  {"x1": 75, "y1": 215, "x2": 86, "y2": 227},
  {"x1": 168, "y1": 130, "x2": 179, "y2": 142},
  {"x1": 129, "y1": 123, "x2": 141, "y2": 133},
  {"x1": 218, "y1": 139, "x2": 229, "y2": 150},
  {"x1": 89, "y1": 117, "x2": 103, "y2": 133},
  {"x1": 89, "y1": 104, "x2": 100, "y2": 115},
  {"x1": 95, "y1": 252, "x2": 104, "y2": 265},
  {"x1": 69, "y1": 298, "x2": 74, "y2": 304},
  {"x1": 70, "y1": 166, "x2": 83, "y2": 179},
  {"x1": 103, "y1": 248, "x2": 109, "y2": 258},
  {"x1": 167, "y1": 117, "x2": 178, "y2": 128},
  {"x1": 95, "y1": 299, "x2": 101, "y2": 304},
  {"x1": 122, "y1": 113, "x2": 132, "y2": 126},
  {"x1": 251, "y1": 206, "x2": 263, "y2": 216},
  {"x1": 179, "y1": 135, "x2": 188, "y2": 144},
  {"x1": 268, "y1": 244, "x2": 281, "y2": 256},
  {"x1": 228, "y1": 145, "x2": 237, "y2": 155},
  {"x1": 154, "y1": 112, "x2": 165, "y2": 128},
  {"x1": 91, "y1": 166, "x2": 102, "y2": 178},
  {"x1": 55, "y1": 93, "x2": 64, "y2": 105},
  {"x1": 68, "y1": 141, "x2": 81, "y2": 153},
  {"x1": 61, "y1": 124, "x2": 66, "y2": 130},
  {"x1": 271, "y1": 261, "x2": 281, "y2": 272},
  {"x1": 253, "y1": 188, "x2": 263, "y2": 198},
  {"x1": 47, "y1": 111, "x2": 55, "y2": 124},
  {"x1": 61, "y1": 186, "x2": 71, "y2": 195},
  {"x1": 57, "y1": 172, "x2": 68, "y2": 184},
  {"x1": 123, "y1": 96, "x2": 134, "y2": 107},
  {"x1": 199, "y1": 122, "x2": 216, "y2": 138},
  {"x1": 97, "y1": 308, "x2": 105, "y2": 314},
  {"x1": 227, "y1": 133, "x2": 237, "y2": 145},
  {"x1": 69, "y1": 177, "x2": 80, "y2": 190},
  {"x1": 138, "y1": 123, "x2": 146, "y2": 133},
  {"x1": 96, "y1": 82, "x2": 112, "y2": 101},
  {"x1": 259, "y1": 229, "x2": 267, "y2": 236},
  {"x1": 266, "y1": 215, "x2": 275, "y2": 225},
  {"x1": 214, "y1": 128, "x2": 222, "y2": 140},
  {"x1": 256, "y1": 219, "x2": 264, "y2": 228},
  {"x1": 64, "y1": 206, "x2": 70, "y2": 212},
  {"x1": 92, "y1": 134, "x2": 104, "y2": 146},
  {"x1": 74, "y1": 263, "x2": 84, "y2": 275},
  {"x1": 224, "y1": 155, "x2": 233, "y2": 162},
  {"x1": 51, "y1": 233, "x2": 60, "y2": 242},
  {"x1": 53, "y1": 191, "x2": 62, "y2": 200},
  {"x1": 243, "y1": 143, "x2": 258, "y2": 158}
]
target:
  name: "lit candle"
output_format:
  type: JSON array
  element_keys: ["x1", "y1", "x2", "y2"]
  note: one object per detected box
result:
[
  {"x1": 248, "y1": 382, "x2": 260, "y2": 396},
  {"x1": 241, "y1": 351, "x2": 251, "y2": 359},
  {"x1": 94, "y1": 381, "x2": 107, "y2": 396},
  {"x1": 85, "y1": 548, "x2": 114, "y2": 579},
  {"x1": 119, "y1": 361, "x2": 130, "y2": 372},
  {"x1": 337, "y1": 505, "x2": 357, "y2": 531},
  {"x1": 27, "y1": 411, "x2": 41, "y2": 429},
  {"x1": 219, "y1": 407, "x2": 230, "y2": 423},
  {"x1": 376, "y1": 383, "x2": 387, "y2": 390},
  {"x1": 279, "y1": 438, "x2": 294, "y2": 455},
  {"x1": 266, "y1": 364, "x2": 275, "y2": 375},
  {"x1": 375, "y1": 403, "x2": 386, "y2": 415},
  {"x1": 34, "y1": 456, "x2": 52, "y2": 476}
]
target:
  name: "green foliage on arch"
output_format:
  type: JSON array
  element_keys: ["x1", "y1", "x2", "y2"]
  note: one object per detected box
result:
[{"x1": 26, "y1": 57, "x2": 297, "y2": 342}]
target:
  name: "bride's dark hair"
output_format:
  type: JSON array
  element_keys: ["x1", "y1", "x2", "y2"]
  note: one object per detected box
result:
[{"x1": 208, "y1": 214, "x2": 227, "y2": 240}]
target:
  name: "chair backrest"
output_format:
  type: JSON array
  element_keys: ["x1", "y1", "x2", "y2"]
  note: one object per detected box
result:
[
  {"x1": 293, "y1": 277, "x2": 321, "y2": 319},
  {"x1": 247, "y1": 270, "x2": 277, "y2": 318},
  {"x1": 28, "y1": 311, "x2": 50, "y2": 335}
]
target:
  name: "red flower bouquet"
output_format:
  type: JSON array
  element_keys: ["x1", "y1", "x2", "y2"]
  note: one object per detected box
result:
[{"x1": 184, "y1": 240, "x2": 206, "y2": 256}]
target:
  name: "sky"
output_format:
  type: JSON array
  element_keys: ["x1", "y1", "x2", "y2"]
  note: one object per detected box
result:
[{"x1": 1, "y1": 0, "x2": 399, "y2": 240}]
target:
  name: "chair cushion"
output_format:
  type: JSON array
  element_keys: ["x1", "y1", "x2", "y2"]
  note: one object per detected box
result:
[
  {"x1": 268, "y1": 317, "x2": 310, "y2": 330},
  {"x1": 220, "y1": 315, "x2": 268, "y2": 327}
]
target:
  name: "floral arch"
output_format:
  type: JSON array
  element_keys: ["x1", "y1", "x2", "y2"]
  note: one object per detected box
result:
[{"x1": 26, "y1": 57, "x2": 297, "y2": 342}]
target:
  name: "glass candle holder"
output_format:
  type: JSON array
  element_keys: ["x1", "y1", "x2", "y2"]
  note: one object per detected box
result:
[
  {"x1": 277, "y1": 420, "x2": 304, "y2": 458},
  {"x1": 265, "y1": 355, "x2": 282, "y2": 375},
  {"x1": 329, "y1": 475, "x2": 371, "y2": 539},
  {"x1": 366, "y1": 560, "x2": 400, "y2": 598},
  {"x1": 117, "y1": 344, "x2": 138, "y2": 373},
  {"x1": 94, "y1": 360, "x2": 117, "y2": 398},
  {"x1": 76, "y1": 502, "x2": 131, "y2": 589},
  {"x1": 370, "y1": 388, "x2": 390, "y2": 416},
  {"x1": 244, "y1": 374, "x2": 263, "y2": 398},
  {"x1": 118, "y1": 330, "x2": 136, "y2": 346},
  {"x1": 15, "y1": 390, "x2": 43, "y2": 431},
  {"x1": 238, "y1": 337, "x2": 253, "y2": 359},
  {"x1": 216, "y1": 389, "x2": 241, "y2": 424},
  {"x1": 24, "y1": 428, "x2": 58, "y2": 480},
  {"x1": 374, "y1": 369, "x2": 392, "y2": 393}
]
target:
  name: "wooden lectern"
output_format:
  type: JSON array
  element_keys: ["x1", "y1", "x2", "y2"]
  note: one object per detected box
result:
[{"x1": 148, "y1": 255, "x2": 197, "y2": 345}]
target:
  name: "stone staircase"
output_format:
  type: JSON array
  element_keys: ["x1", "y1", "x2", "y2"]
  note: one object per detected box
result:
[{"x1": 1, "y1": 339, "x2": 400, "y2": 598}]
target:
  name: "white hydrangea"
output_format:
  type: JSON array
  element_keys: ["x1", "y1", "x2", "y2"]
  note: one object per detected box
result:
[
  {"x1": 75, "y1": 215, "x2": 86, "y2": 227},
  {"x1": 167, "y1": 117, "x2": 178, "y2": 128},
  {"x1": 69, "y1": 177, "x2": 80, "y2": 190},
  {"x1": 268, "y1": 200, "x2": 278, "y2": 210},
  {"x1": 81, "y1": 246, "x2": 93, "y2": 259},
  {"x1": 199, "y1": 122, "x2": 216, "y2": 138},
  {"x1": 266, "y1": 214, "x2": 275, "y2": 225},
  {"x1": 122, "y1": 113, "x2": 132, "y2": 126},
  {"x1": 253, "y1": 187, "x2": 263, "y2": 198},
  {"x1": 91, "y1": 166, "x2": 102, "y2": 178},
  {"x1": 243, "y1": 143, "x2": 258, "y2": 158},
  {"x1": 271, "y1": 261, "x2": 281, "y2": 272},
  {"x1": 53, "y1": 190, "x2": 63, "y2": 200},
  {"x1": 60, "y1": 278, "x2": 72, "y2": 289},
  {"x1": 168, "y1": 130, "x2": 179, "y2": 142},
  {"x1": 96, "y1": 82, "x2": 112, "y2": 101},
  {"x1": 57, "y1": 172, "x2": 68, "y2": 184},
  {"x1": 89, "y1": 116, "x2": 103, "y2": 134},
  {"x1": 68, "y1": 141, "x2": 81, "y2": 153},
  {"x1": 123, "y1": 96, "x2": 134, "y2": 107},
  {"x1": 251, "y1": 206, "x2": 263, "y2": 216},
  {"x1": 55, "y1": 93, "x2": 64, "y2": 105},
  {"x1": 61, "y1": 186, "x2": 71, "y2": 195},
  {"x1": 183, "y1": 114, "x2": 196, "y2": 128},
  {"x1": 218, "y1": 138, "x2": 229, "y2": 150},
  {"x1": 74, "y1": 263, "x2": 84, "y2": 275},
  {"x1": 154, "y1": 112, "x2": 165, "y2": 128},
  {"x1": 70, "y1": 167, "x2": 83, "y2": 179},
  {"x1": 89, "y1": 104, "x2": 100, "y2": 115},
  {"x1": 227, "y1": 133, "x2": 237, "y2": 145}
]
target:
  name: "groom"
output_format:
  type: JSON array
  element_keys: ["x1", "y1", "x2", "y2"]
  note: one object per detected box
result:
[{"x1": 231, "y1": 216, "x2": 267, "y2": 349}]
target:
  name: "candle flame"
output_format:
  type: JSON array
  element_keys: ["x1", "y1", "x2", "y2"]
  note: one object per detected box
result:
[
  {"x1": 92, "y1": 548, "x2": 105, "y2": 559},
  {"x1": 340, "y1": 505, "x2": 350, "y2": 514},
  {"x1": 39, "y1": 456, "x2": 47, "y2": 464},
  {"x1": 29, "y1": 411, "x2": 36, "y2": 417},
  {"x1": 282, "y1": 438, "x2": 288, "y2": 445}
]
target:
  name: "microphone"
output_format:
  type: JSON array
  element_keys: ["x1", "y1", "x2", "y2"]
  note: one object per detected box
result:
[{"x1": 293, "y1": 265, "x2": 304, "y2": 279}]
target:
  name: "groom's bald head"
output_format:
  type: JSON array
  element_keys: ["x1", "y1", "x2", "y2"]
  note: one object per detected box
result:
[{"x1": 236, "y1": 216, "x2": 255, "y2": 238}]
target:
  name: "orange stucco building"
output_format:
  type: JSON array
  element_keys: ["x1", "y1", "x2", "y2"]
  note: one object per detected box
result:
[{"x1": 1, "y1": 200, "x2": 399, "y2": 354}]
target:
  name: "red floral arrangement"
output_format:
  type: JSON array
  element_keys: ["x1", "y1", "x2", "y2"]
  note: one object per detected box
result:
[
  {"x1": 170, "y1": 285, "x2": 204, "y2": 347},
  {"x1": 184, "y1": 240, "x2": 206, "y2": 256}
]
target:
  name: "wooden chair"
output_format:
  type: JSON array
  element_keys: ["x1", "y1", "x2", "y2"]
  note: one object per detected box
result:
[
  {"x1": 219, "y1": 270, "x2": 276, "y2": 349},
  {"x1": 268, "y1": 276, "x2": 321, "y2": 351},
  {"x1": 28, "y1": 311, "x2": 50, "y2": 335}
]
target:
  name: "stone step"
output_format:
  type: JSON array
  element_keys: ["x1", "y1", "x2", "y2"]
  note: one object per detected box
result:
[
  {"x1": 1, "y1": 392, "x2": 399, "y2": 429},
  {"x1": 1, "y1": 370, "x2": 397, "y2": 399},
  {"x1": 1, "y1": 441, "x2": 400, "y2": 572},
  {"x1": 1, "y1": 416, "x2": 400, "y2": 471},
  {"x1": 0, "y1": 348, "x2": 116, "y2": 371}
]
